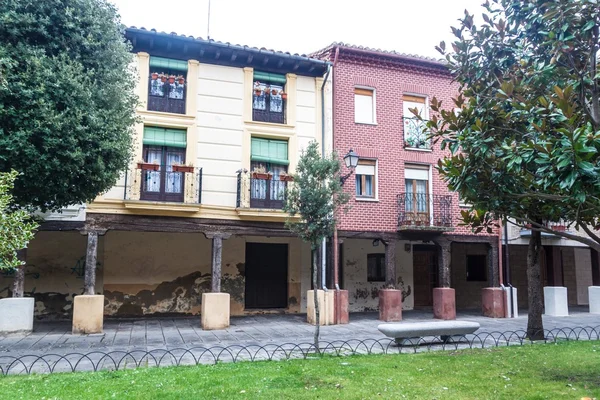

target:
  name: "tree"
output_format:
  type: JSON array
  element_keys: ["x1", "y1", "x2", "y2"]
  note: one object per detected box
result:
[
  {"x1": 0, "y1": 171, "x2": 38, "y2": 295},
  {"x1": 284, "y1": 140, "x2": 349, "y2": 350},
  {"x1": 0, "y1": 0, "x2": 137, "y2": 211},
  {"x1": 420, "y1": 0, "x2": 600, "y2": 339}
]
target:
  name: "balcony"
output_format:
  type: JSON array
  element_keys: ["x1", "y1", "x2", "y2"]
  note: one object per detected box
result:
[
  {"x1": 403, "y1": 117, "x2": 431, "y2": 150},
  {"x1": 397, "y1": 193, "x2": 453, "y2": 231},
  {"x1": 236, "y1": 171, "x2": 289, "y2": 210},
  {"x1": 124, "y1": 163, "x2": 202, "y2": 204},
  {"x1": 148, "y1": 75, "x2": 186, "y2": 114}
]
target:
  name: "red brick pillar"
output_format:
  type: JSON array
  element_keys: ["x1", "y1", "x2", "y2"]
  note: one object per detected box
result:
[{"x1": 433, "y1": 239, "x2": 455, "y2": 320}]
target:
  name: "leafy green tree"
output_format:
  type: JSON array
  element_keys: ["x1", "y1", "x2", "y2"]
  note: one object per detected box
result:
[
  {"x1": 284, "y1": 140, "x2": 349, "y2": 349},
  {"x1": 0, "y1": 171, "x2": 38, "y2": 295},
  {"x1": 420, "y1": 0, "x2": 600, "y2": 339},
  {"x1": 0, "y1": 0, "x2": 137, "y2": 211}
]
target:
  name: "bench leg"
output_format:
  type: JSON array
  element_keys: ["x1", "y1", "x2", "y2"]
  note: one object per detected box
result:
[{"x1": 395, "y1": 337, "x2": 420, "y2": 346}]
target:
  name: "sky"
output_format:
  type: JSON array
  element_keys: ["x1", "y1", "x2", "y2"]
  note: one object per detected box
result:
[{"x1": 110, "y1": 0, "x2": 487, "y2": 59}]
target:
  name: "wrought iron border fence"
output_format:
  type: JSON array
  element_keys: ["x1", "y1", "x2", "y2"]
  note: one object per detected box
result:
[{"x1": 1, "y1": 326, "x2": 598, "y2": 375}]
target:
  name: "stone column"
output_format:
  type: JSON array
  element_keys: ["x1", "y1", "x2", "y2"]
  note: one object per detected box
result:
[
  {"x1": 84, "y1": 231, "x2": 98, "y2": 295},
  {"x1": 379, "y1": 237, "x2": 401, "y2": 322},
  {"x1": 73, "y1": 230, "x2": 105, "y2": 334},
  {"x1": 202, "y1": 232, "x2": 231, "y2": 330},
  {"x1": 482, "y1": 241, "x2": 506, "y2": 318},
  {"x1": 433, "y1": 238, "x2": 455, "y2": 320},
  {"x1": 12, "y1": 249, "x2": 26, "y2": 298}
]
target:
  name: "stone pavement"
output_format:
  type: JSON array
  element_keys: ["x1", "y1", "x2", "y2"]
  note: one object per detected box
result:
[{"x1": 0, "y1": 307, "x2": 598, "y2": 357}]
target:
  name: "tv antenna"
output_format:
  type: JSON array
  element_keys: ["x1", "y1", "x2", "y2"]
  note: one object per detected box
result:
[{"x1": 207, "y1": 0, "x2": 212, "y2": 40}]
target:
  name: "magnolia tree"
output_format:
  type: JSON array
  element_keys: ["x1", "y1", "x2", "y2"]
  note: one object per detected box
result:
[
  {"x1": 419, "y1": 0, "x2": 600, "y2": 339},
  {"x1": 283, "y1": 141, "x2": 349, "y2": 349},
  {"x1": 0, "y1": 171, "x2": 38, "y2": 295}
]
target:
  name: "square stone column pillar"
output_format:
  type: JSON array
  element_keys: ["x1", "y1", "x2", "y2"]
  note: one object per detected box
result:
[
  {"x1": 73, "y1": 230, "x2": 105, "y2": 334},
  {"x1": 12, "y1": 249, "x2": 26, "y2": 298},
  {"x1": 378, "y1": 238, "x2": 402, "y2": 322},
  {"x1": 433, "y1": 238, "x2": 455, "y2": 320},
  {"x1": 482, "y1": 241, "x2": 505, "y2": 317},
  {"x1": 202, "y1": 232, "x2": 231, "y2": 330}
]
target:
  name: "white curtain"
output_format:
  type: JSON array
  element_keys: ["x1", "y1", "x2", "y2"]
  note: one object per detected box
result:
[
  {"x1": 145, "y1": 149, "x2": 162, "y2": 192},
  {"x1": 165, "y1": 151, "x2": 184, "y2": 193}
]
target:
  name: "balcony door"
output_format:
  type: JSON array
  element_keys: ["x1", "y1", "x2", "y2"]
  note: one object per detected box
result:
[
  {"x1": 405, "y1": 166, "x2": 430, "y2": 225},
  {"x1": 141, "y1": 145, "x2": 185, "y2": 202}
]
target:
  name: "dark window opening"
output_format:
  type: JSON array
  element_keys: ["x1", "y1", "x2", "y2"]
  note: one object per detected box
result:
[
  {"x1": 367, "y1": 253, "x2": 386, "y2": 282},
  {"x1": 253, "y1": 80, "x2": 286, "y2": 124},
  {"x1": 466, "y1": 254, "x2": 487, "y2": 282},
  {"x1": 148, "y1": 68, "x2": 187, "y2": 114}
]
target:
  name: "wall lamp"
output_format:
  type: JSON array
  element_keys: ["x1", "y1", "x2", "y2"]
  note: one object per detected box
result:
[{"x1": 340, "y1": 149, "x2": 359, "y2": 185}]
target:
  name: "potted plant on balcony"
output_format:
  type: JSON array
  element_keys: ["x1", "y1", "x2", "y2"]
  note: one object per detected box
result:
[
  {"x1": 279, "y1": 172, "x2": 294, "y2": 182},
  {"x1": 137, "y1": 160, "x2": 161, "y2": 171},
  {"x1": 177, "y1": 75, "x2": 185, "y2": 85},
  {"x1": 159, "y1": 73, "x2": 167, "y2": 83},
  {"x1": 151, "y1": 72, "x2": 159, "y2": 80},
  {"x1": 172, "y1": 162, "x2": 194, "y2": 173},
  {"x1": 251, "y1": 166, "x2": 271, "y2": 180},
  {"x1": 281, "y1": 91, "x2": 287, "y2": 100},
  {"x1": 168, "y1": 75, "x2": 176, "y2": 84}
]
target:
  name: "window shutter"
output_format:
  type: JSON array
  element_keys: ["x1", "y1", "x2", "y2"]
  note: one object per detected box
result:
[
  {"x1": 403, "y1": 94, "x2": 426, "y2": 103},
  {"x1": 143, "y1": 126, "x2": 187, "y2": 148},
  {"x1": 251, "y1": 138, "x2": 289, "y2": 165},
  {"x1": 253, "y1": 71, "x2": 287, "y2": 84},
  {"x1": 354, "y1": 88, "x2": 373, "y2": 96},
  {"x1": 149, "y1": 57, "x2": 188, "y2": 71},
  {"x1": 356, "y1": 164, "x2": 375, "y2": 176},
  {"x1": 404, "y1": 166, "x2": 429, "y2": 180}
]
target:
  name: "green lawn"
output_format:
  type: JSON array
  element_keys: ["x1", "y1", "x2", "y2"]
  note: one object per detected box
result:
[{"x1": 1, "y1": 341, "x2": 599, "y2": 399}]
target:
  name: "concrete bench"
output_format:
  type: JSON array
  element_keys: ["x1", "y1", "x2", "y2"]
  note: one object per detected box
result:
[{"x1": 378, "y1": 320, "x2": 480, "y2": 345}]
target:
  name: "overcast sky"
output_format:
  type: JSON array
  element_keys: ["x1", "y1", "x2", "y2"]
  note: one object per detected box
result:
[{"x1": 110, "y1": 0, "x2": 486, "y2": 59}]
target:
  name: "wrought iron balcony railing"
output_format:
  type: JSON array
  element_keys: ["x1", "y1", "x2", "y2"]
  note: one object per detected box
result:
[
  {"x1": 147, "y1": 77, "x2": 186, "y2": 114},
  {"x1": 397, "y1": 193, "x2": 453, "y2": 231},
  {"x1": 124, "y1": 164, "x2": 202, "y2": 204},
  {"x1": 403, "y1": 117, "x2": 431, "y2": 150},
  {"x1": 236, "y1": 171, "x2": 290, "y2": 210}
]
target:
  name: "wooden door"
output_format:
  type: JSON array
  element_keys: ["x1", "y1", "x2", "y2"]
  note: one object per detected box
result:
[
  {"x1": 413, "y1": 246, "x2": 438, "y2": 307},
  {"x1": 245, "y1": 243, "x2": 288, "y2": 309}
]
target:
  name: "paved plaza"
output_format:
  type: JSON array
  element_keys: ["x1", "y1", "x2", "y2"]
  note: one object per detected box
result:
[{"x1": 1, "y1": 308, "x2": 598, "y2": 357}]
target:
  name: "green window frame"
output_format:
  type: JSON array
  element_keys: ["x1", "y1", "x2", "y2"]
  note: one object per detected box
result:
[{"x1": 149, "y1": 56, "x2": 188, "y2": 71}]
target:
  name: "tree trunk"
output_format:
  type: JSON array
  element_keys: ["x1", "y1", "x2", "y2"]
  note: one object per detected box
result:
[
  {"x1": 12, "y1": 249, "x2": 26, "y2": 298},
  {"x1": 526, "y1": 228, "x2": 544, "y2": 340},
  {"x1": 312, "y1": 247, "x2": 320, "y2": 353}
]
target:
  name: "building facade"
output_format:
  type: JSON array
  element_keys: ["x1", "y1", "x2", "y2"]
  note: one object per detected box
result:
[
  {"x1": 6, "y1": 28, "x2": 332, "y2": 319},
  {"x1": 315, "y1": 43, "x2": 501, "y2": 317}
]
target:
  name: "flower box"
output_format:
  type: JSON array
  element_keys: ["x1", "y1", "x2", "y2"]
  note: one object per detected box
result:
[
  {"x1": 279, "y1": 174, "x2": 294, "y2": 182},
  {"x1": 252, "y1": 172, "x2": 271, "y2": 180},
  {"x1": 137, "y1": 162, "x2": 160, "y2": 171},
  {"x1": 172, "y1": 165, "x2": 194, "y2": 173}
]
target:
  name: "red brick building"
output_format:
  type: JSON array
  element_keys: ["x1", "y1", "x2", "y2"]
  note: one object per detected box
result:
[{"x1": 314, "y1": 43, "x2": 502, "y2": 319}]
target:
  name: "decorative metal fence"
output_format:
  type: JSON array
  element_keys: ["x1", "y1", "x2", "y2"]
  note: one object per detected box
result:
[
  {"x1": 1, "y1": 326, "x2": 598, "y2": 375},
  {"x1": 397, "y1": 193, "x2": 453, "y2": 229}
]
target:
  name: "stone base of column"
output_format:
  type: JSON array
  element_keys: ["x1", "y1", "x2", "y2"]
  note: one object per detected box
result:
[
  {"x1": 481, "y1": 287, "x2": 506, "y2": 318},
  {"x1": 73, "y1": 295, "x2": 104, "y2": 334},
  {"x1": 544, "y1": 286, "x2": 568, "y2": 316},
  {"x1": 589, "y1": 286, "x2": 600, "y2": 314},
  {"x1": 433, "y1": 288, "x2": 456, "y2": 320},
  {"x1": 307, "y1": 290, "x2": 334, "y2": 325},
  {"x1": 379, "y1": 289, "x2": 402, "y2": 322},
  {"x1": 0, "y1": 297, "x2": 34, "y2": 334},
  {"x1": 334, "y1": 290, "x2": 349, "y2": 324},
  {"x1": 201, "y1": 293, "x2": 230, "y2": 330}
]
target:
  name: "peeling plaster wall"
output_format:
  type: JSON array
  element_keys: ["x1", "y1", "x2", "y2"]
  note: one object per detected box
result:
[
  {"x1": 342, "y1": 239, "x2": 413, "y2": 312},
  {"x1": 451, "y1": 243, "x2": 489, "y2": 309},
  {"x1": 102, "y1": 231, "x2": 310, "y2": 317},
  {"x1": 0, "y1": 231, "x2": 104, "y2": 319}
]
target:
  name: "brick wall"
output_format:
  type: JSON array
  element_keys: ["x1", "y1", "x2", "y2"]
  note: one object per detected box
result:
[{"x1": 331, "y1": 49, "x2": 496, "y2": 239}]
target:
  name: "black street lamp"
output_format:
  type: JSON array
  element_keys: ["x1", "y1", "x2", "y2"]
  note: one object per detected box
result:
[{"x1": 340, "y1": 149, "x2": 359, "y2": 184}]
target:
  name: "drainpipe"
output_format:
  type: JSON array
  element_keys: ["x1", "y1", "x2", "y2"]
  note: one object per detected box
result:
[
  {"x1": 330, "y1": 46, "x2": 341, "y2": 291},
  {"x1": 498, "y1": 221, "x2": 504, "y2": 286},
  {"x1": 321, "y1": 61, "x2": 332, "y2": 291}
]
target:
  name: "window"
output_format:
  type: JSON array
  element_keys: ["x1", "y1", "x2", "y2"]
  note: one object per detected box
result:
[
  {"x1": 355, "y1": 88, "x2": 375, "y2": 124},
  {"x1": 405, "y1": 166, "x2": 430, "y2": 224},
  {"x1": 367, "y1": 254, "x2": 386, "y2": 282},
  {"x1": 466, "y1": 254, "x2": 488, "y2": 282},
  {"x1": 403, "y1": 95, "x2": 430, "y2": 149},
  {"x1": 355, "y1": 159, "x2": 376, "y2": 198},
  {"x1": 253, "y1": 71, "x2": 286, "y2": 124},
  {"x1": 148, "y1": 57, "x2": 187, "y2": 114},
  {"x1": 249, "y1": 138, "x2": 289, "y2": 209},
  {"x1": 139, "y1": 127, "x2": 187, "y2": 203}
]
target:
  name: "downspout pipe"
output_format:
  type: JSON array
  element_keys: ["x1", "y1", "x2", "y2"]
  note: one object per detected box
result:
[
  {"x1": 321, "y1": 61, "x2": 332, "y2": 291},
  {"x1": 330, "y1": 46, "x2": 341, "y2": 291}
]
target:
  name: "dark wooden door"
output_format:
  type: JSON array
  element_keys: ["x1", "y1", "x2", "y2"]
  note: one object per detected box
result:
[
  {"x1": 140, "y1": 146, "x2": 185, "y2": 203},
  {"x1": 245, "y1": 243, "x2": 288, "y2": 309},
  {"x1": 413, "y1": 246, "x2": 438, "y2": 307}
]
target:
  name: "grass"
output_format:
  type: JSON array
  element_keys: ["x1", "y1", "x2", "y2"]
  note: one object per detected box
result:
[{"x1": 1, "y1": 341, "x2": 599, "y2": 399}]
